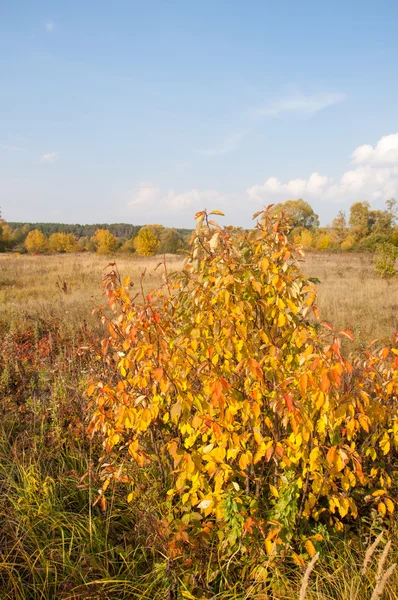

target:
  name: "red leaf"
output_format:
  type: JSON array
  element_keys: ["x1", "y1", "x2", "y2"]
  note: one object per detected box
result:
[{"x1": 321, "y1": 321, "x2": 334, "y2": 331}]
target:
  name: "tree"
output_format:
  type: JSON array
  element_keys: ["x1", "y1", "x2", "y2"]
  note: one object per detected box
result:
[
  {"x1": 0, "y1": 220, "x2": 14, "y2": 252},
  {"x1": 368, "y1": 209, "x2": 393, "y2": 235},
  {"x1": 119, "y1": 238, "x2": 136, "y2": 253},
  {"x1": 158, "y1": 228, "x2": 185, "y2": 254},
  {"x1": 48, "y1": 232, "x2": 78, "y2": 253},
  {"x1": 271, "y1": 199, "x2": 319, "y2": 230},
  {"x1": 91, "y1": 229, "x2": 119, "y2": 255},
  {"x1": 25, "y1": 229, "x2": 48, "y2": 253},
  {"x1": 349, "y1": 202, "x2": 371, "y2": 240},
  {"x1": 315, "y1": 232, "x2": 333, "y2": 250},
  {"x1": 332, "y1": 210, "x2": 347, "y2": 241},
  {"x1": 297, "y1": 229, "x2": 313, "y2": 249},
  {"x1": 386, "y1": 198, "x2": 397, "y2": 225},
  {"x1": 133, "y1": 227, "x2": 160, "y2": 256}
]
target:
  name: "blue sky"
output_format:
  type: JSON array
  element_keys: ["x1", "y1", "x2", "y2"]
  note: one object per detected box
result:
[{"x1": 1, "y1": 0, "x2": 398, "y2": 227}]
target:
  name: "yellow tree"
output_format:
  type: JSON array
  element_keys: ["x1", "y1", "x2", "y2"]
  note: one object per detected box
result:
[
  {"x1": 91, "y1": 229, "x2": 119, "y2": 255},
  {"x1": 298, "y1": 228, "x2": 313, "y2": 249},
  {"x1": 49, "y1": 232, "x2": 78, "y2": 253},
  {"x1": 315, "y1": 232, "x2": 333, "y2": 250},
  {"x1": 25, "y1": 229, "x2": 48, "y2": 253},
  {"x1": 133, "y1": 227, "x2": 160, "y2": 256}
]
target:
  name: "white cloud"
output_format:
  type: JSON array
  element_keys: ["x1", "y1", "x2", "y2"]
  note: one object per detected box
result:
[
  {"x1": 352, "y1": 133, "x2": 398, "y2": 165},
  {"x1": 128, "y1": 183, "x2": 226, "y2": 217},
  {"x1": 45, "y1": 21, "x2": 55, "y2": 32},
  {"x1": 41, "y1": 152, "x2": 58, "y2": 163},
  {"x1": 247, "y1": 133, "x2": 398, "y2": 206},
  {"x1": 247, "y1": 172, "x2": 331, "y2": 202},
  {"x1": 252, "y1": 91, "x2": 345, "y2": 118}
]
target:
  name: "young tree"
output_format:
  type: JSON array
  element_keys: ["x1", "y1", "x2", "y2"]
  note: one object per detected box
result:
[
  {"x1": 133, "y1": 227, "x2": 160, "y2": 256},
  {"x1": 89, "y1": 207, "x2": 398, "y2": 568},
  {"x1": 25, "y1": 229, "x2": 48, "y2": 253},
  {"x1": 91, "y1": 229, "x2": 120, "y2": 255},
  {"x1": 332, "y1": 210, "x2": 347, "y2": 241}
]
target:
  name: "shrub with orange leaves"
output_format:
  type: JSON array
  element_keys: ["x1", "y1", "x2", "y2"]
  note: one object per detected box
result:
[{"x1": 87, "y1": 208, "x2": 398, "y2": 559}]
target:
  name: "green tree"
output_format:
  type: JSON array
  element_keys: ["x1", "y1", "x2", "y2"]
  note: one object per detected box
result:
[
  {"x1": 133, "y1": 227, "x2": 160, "y2": 256},
  {"x1": 158, "y1": 228, "x2": 185, "y2": 254},
  {"x1": 271, "y1": 199, "x2": 319, "y2": 230}
]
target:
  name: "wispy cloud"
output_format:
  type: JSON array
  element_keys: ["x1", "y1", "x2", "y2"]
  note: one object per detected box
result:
[
  {"x1": 128, "y1": 182, "x2": 226, "y2": 214},
  {"x1": 45, "y1": 21, "x2": 55, "y2": 32},
  {"x1": 251, "y1": 91, "x2": 345, "y2": 118},
  {"x1": 41, "y1": 152, "x2": 58, "y2": 163},
  {"x1": 198, "y1": 131, "x2": 247, "y2": 157},
  {"x1": 0, "y1": 143, "x2": 26, "y2": 152}
]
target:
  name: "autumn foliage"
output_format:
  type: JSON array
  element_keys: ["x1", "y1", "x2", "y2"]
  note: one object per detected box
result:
[{"x1": 88, "y1": 208, "x2": 398, "y2": 562}]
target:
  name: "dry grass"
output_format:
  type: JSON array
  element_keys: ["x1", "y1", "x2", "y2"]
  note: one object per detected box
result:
[
  {"x1": 0, "y1": 250, "x2": 397, "y2": 599},
  {"x1": 1, "y1": 251, "x2": 397, "y2": 343},
  {"x1": 302, "y1": 252, "x2": 398, "y2": 344},
  {"x1": 0, "y1": 253, "x2": 184, "y2": 333}
]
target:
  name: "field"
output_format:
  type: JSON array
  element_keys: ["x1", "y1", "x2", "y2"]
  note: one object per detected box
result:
[
  {"x1": 1, "y1": 251, "x2": 397, "y2": 343},
  {"x1": 0, "y1": 250, "x2": 397, "y2": 599}
]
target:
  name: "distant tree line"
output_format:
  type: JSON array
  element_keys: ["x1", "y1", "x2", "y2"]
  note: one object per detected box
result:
[
  {"x1": 1, "y1": 198, "x2": 397, "y2": 255},
  {"x1": 0, "y1": 217, "x2": 192, "y2": 256}
]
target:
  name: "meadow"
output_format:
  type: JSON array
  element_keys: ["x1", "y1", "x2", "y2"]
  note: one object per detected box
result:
[
  {"x1": 0, "y1": 250, "x2": 397, "y2": 599},
  {"x1": 1, "y1": 251, "x2": 397, "y2": 342}
]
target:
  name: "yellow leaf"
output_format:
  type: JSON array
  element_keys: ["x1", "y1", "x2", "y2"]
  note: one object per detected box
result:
[
  {"x1": 277, "y1": 313, "x2": 286, "y2": 327},
  {"x1": 372, "y1": 489, "x2": 387, "y2": 497},
  {"x1": 269, "y1": 484, "x2": 279, "y2": 498},
  {"x1": 378, "y1": 502, "x2": 386, "y2": 516},
  {"x1": 252, "y1": 280, "x2": 262, "y2": 294},
  {"x1": 239, "y1": 453, "x2": 248, "y2": 470},
  {"x1": 385, "y1": 498, "x2": 394, "y2": 514},
  {"x1": 379, "y1": 434, "x2": 390, "y2": 455},
  {"x1": 305, "y1": 539, "x2": 316, "y2": 558},
  {"x1": 265, "y1": 539, "x2": 274, "y2": 555}
]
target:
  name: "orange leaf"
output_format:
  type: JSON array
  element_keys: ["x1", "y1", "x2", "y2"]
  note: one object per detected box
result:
[
  {"x1": 338, "y1": 329, "x2": 354, "y2": 341},
  {"x1": 321, "y1": 373, "x2": 330, "y2": 392},
  {"x1": 152, "y1": 368, "x2": 164, "y2": 382},
  {"x1": 284, "y1": 393, "x2": 294, "y2": 413}
]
